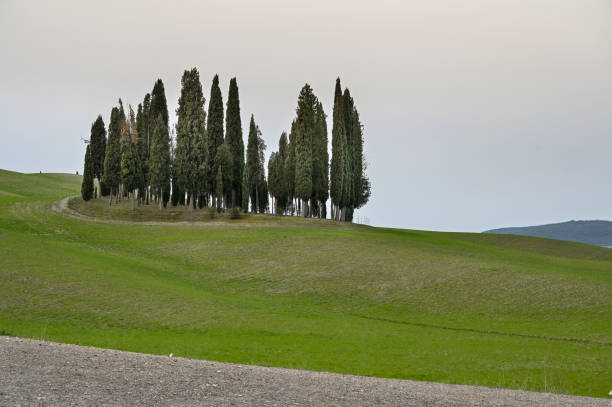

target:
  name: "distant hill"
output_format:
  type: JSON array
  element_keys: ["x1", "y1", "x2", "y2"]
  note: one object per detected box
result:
[{"x1": 484, "y1": 220, "x2": 612, "y2": 247}]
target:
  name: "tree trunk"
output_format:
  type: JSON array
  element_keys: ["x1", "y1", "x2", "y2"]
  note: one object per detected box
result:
[
  {"x1": 255, "y1": 187, "x2": 259, "y2": 214},
  {"x1": 188, "y1": 193, "x2": 194, "y2": 212},
  {"x1": 159, "y1": 187, "x2": 163, "y2": 210},
  {"x1": 232, "y1": 189, "x2": 236, "y2": 208},
  {"x1": 131, "y1": 193, "x2": 135, "y2": 211}
]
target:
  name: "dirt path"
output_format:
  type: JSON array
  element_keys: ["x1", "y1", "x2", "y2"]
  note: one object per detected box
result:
[
  {"x1": 0, "y1": 336, "x2": 607, "y2": 406},
  {"x1": 50, "y1": 196, "x2": 313, "y2": 229},
  {"x1": 51, "y1": 196, "x2": 255, "y2": 228}
]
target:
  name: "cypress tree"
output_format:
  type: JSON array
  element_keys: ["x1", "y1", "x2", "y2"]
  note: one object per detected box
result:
[
  {"x1": 81, "y1": 144, "x2": 94, "y2": 201},
  {"x1": 294, "y1": 84, "x2": 316, "y2": 217},
  {"x1": 135, "y1": 103, "x2": 148, "y2": 204},
  {"x1": 312, "y1": 101, "x2": 329, "y2": 218},
  {"x1": 277, "y1": 132, "x2": 289, "y2": 213},
  {"x1": 103, "y1": 103, "x2": 123, "y2": 204},
  {"x1": 207, "y1": 74, "x2": 224, "y2": 205},
  {"x1": 216, "y1": 166, "x2": 223, "y2": 212},
  {"x1": 89, "y1": 115, "x2": 107, "y2": 197},
  {"x1": 140, "y1": 93, "x2": 152, "y2": 145},
  {"x1": 285, "y1": 121, "x2": 297, "y2": 214},
  {"x1": 214, "y1": 143, "x2": 233, "y2": 209},
  {"x1": 225, "y1": 78, "x2": 244, "y2": 207},
  {"x1": 150, "y1": 80, "x2": 169, "y2": 127},
  {"x1": 341, "y1": 89, "x2": 355, "y2": 221},
  {"x1": 351, "y1": 107, "x2": 371, "y2": 210},
  {"x1": 259, "y1": 178, "x2": 269, "y2": 214},
  {"x1": 175, "y1": 68, "x2": 207, "y2": 211},
  {"x1": 246, "y1": 115, "x2": 266, "y2": 213},
  {"x1": 149, "y1": 80, "x2": 169, "y2": 205},
  {"x1": 267, "y1": 152, "x2": 279, "y2": 214},
  {"x1": 330, "y1": 78, "x2": 346, "y2": 220},
  {"x1": 139, "y1": 94, "x2": 151, "y2": 203},
  {"x1": 171, "y1": 177, "x2": 181, "y2": 206},
  {"x1": 149, "y1": 114, "x2": 171, "y2": 210},
  {"x1": 241, "y1": 168, "x2": 249, "y2": 211},
  {"x1": 120, "y1": 106, "x2": 143, "y2": 211},
  {"x1": 121, "y1": 145, "x2": 142, "y2": 211},
  {"x1": 267, "y1": 132, "x2": 290, "y2": 215}
]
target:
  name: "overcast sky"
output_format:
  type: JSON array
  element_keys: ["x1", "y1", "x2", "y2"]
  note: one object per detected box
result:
[{"x1": 1, "y1": 0, "x2": 611, "y2": 232}]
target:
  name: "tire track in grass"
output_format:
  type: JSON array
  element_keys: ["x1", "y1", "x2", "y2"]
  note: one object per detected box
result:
[{"x1": 345, "y1": 313, "x2": 611, "y2": 346}]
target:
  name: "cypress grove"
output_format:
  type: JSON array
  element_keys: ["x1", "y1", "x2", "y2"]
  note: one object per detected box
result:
[{"x1": 88, "y1": 72, "x2": 369, "y2": 221}]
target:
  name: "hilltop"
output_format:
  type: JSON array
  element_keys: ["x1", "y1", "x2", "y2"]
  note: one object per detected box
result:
[
  {"x1": 0, "y1": 169, "x2": 610, "y2": 398},
  {"x1": 484, "y1": 220, "x2": 612, "y2": 247}
]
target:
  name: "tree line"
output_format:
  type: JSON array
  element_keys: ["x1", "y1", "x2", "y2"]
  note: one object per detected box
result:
[{"x1": 81, "y1": 69, "x2": 370, "y2": 221}]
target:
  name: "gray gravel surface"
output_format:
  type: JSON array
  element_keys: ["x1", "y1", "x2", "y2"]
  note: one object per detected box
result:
[{"x1": 0, "y1": 336, "x2": 608, "y2": 406}]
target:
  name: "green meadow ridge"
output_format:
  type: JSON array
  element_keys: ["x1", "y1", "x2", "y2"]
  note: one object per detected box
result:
[
  {"x1": 1, "y1": 170, "x2": 611, "y2": 398},
  {"x1": 485, "y1": 220, "x2": 612, "y2": 247}
]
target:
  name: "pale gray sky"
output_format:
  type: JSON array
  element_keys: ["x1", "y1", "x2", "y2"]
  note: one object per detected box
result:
[{"x1": 1, "y1": 0, "x2": 611, "y2": 231}]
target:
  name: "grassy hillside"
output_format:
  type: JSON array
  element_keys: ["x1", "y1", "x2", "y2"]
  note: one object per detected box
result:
[
  {"x1": 1, "y1": 169, "x2": 610, "y2": 398},
  {"x1": 485, "y1": 220, "x2": 612, "y2": 247}
]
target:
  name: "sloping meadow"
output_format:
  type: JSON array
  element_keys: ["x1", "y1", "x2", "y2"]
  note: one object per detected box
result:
[{"x1": 0, "y1": 170, "x2": 610, "y2": 398}]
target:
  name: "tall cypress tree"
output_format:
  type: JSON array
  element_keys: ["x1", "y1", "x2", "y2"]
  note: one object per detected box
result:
[
  {"x1": 214, "y1": 142, "x2": 233, "y2": 209},
  {"x1": 285, "y1": 121, "x2": 297, "y2": 214},
  {"x1": 246, "y1": 115, "x2": 266, "y2": 213},
  {"x1": 294, "y1": 84, "x2": 317, "y2": 217},
  {"x1": 351, "y1": 107, "x2": 371, "y2": 211},
  {"x1": 330, "y1": 78, "x2": 346, "y2": 220},
  {"x1": 139, "y1": 94, "x2": 151, "y2": 203},
  {"x1": 175, "y1": 68, "x2": 207, "y2": 211},
  {"x1": 207, "y1": 74, "x2": 224, "y2": 205},
  {"x1": 81, "y1": 144, "x2": 94, "y2": 201},
  {"x1": 259, "y1": 178, "x2": 269, "y2": 214},
  {"x1": 340, "y1": 89, "x2": 355, "y2": 221},
  {"x1": 136, "y1": 103, "x2": 148, "y2": 204},
  {"x1": 225, "y1": 78, "x2": 244, "y2": 208},
  {"x1": 312, "y1": 101, "x2": 329, "y2": 218},
  {"x1": 216, "y1": 166, "x2": 223, "y2": 212},
  {"x1": 267, "y1": 152, "x2": 279, "y2": 214},
  {"x1": 241, "y1": 167, "x2": 249, "y2": 211},
  {"x1": 120, "y1": 106, "x2": 143, "y2": 211},
  {"x1": 275, "y1": 132, "x2": 289, "y2": 213},
  {"x1": 89, "y1": 115, "x2": 107, "y2": 197},
  {"x1": 103, "y1": 103, "x2": 123, "y2": 204},
  {"x1": 150, "y1": 80, "x2": 169, "y2": 205},
  {"x1": 121, "y1": 144, "x2": 142, "y2": 211},
  {"x1": 149, "y1": 114, "x2": 171, "y2": 210}
]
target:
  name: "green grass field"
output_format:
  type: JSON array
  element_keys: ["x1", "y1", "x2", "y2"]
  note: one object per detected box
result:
[{"x1": 1, "y1": 169, "x2": 610, "y2": 397}]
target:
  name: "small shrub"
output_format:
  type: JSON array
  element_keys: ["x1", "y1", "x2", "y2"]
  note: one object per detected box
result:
[
  {"x1": 230, "y1": 206, "x2": 241, "y2": 219},
  {"x1": 207, "y1": 206, "x2": 217, "y2": 219}
]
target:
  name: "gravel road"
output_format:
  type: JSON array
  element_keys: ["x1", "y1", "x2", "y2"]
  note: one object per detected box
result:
[{"x1": 1, "y1": 336, "x2": 607, "y2": 406}]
